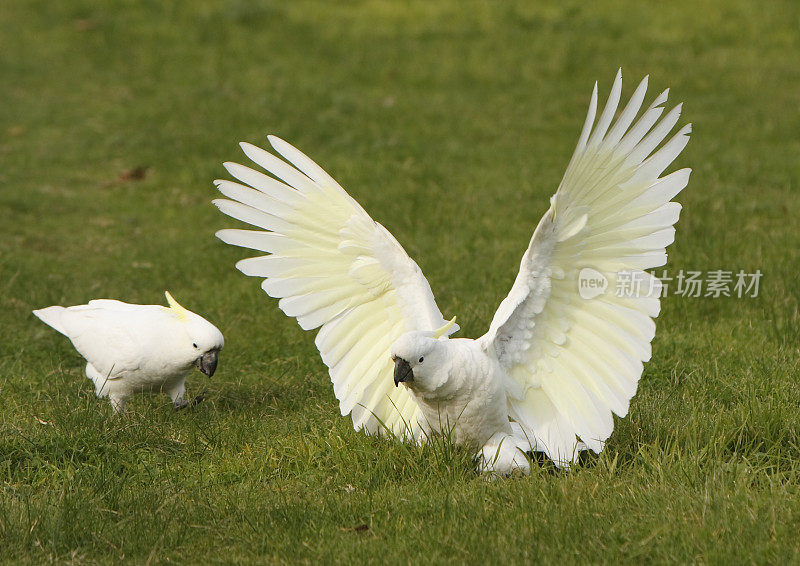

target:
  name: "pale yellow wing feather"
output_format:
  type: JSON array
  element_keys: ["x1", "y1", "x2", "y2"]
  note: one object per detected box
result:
[
  {"x1": 482, "y1": 71, "x2": 691, "y2": 465},
  {"x1": 215, "y1": 136, "x2": 458, "y2": 437}
]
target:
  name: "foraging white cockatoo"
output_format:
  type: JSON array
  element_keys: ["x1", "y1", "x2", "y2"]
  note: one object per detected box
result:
[
  {"x1": 213, "y1": 70, "x2": 691, "y2": 474},
  {"x1": 33, "y1": 292, "x2": 224, "y2": 413}
]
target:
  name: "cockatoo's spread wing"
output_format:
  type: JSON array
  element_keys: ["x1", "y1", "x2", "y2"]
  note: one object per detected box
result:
[
  {"x1": 213, "y1": 136, "x2": 457, "y2": 438},
  {"x1": 480, "y1": 71, "x2": 691, "y2": 465}
]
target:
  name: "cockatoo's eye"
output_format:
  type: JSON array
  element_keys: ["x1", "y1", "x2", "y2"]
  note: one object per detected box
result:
[
  {"x1": 193, "y1": 343, "x2": 198, "y2": 348},
  {"x1": 419, "y1": 357, "x2": 424, "y2": 363}
]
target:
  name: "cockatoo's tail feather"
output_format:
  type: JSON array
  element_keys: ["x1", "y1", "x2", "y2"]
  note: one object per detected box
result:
[{"x1": 32, "y1": 306, "x2": 68, "y2": 336}]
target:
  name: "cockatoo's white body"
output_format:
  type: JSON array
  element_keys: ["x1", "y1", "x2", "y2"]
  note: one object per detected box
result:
[
  {"x1": 390, "y1": 334, "x2": 533, "y2": 472},
  {"x1": 214, "y1": 71, "x2": 691, "y2": 474},
  {"x1": 33, "y1": 293, "x2": 224, "y2": 412}
]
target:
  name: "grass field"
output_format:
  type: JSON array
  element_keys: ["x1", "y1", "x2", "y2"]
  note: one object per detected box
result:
[{"x1": 3, "y1": 0, "x2": 800, "y2": 563}]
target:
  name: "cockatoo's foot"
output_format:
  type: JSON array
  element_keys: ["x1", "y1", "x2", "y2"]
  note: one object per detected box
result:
[
  {"x1": 108, "y1": 394, "x2": 128, "y2": 414},
  {"x1": 172, "y1": 391, "x2": 206, "y2": 410},
  {"x1": 477, "y1": 432, "x2": 531, "y2": 477},
  {"x1": 168, "y1": 382, "x2": 190, "y2": 410}
]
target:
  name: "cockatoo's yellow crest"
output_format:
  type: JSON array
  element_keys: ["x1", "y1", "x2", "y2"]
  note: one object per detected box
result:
[
  {"x1": 164, "y1": 291, "x2": 189, "y2": 322},
  {"x1": 433, "y1": 316, "x2": 457, "y2": 339}
]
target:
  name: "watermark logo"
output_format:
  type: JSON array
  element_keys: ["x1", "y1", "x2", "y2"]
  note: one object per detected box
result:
[
  {"x1": 578, "y1": 268, "x2": 608, "y2": 299},
  {"x1": 577, "y1": 269, "x2": 762, "y2": 300}
]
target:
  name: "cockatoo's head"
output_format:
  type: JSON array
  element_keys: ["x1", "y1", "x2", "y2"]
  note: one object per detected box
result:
[
  {"x1": 390, "y1": 318, "x2": 457, "y2": 394},
  {"x1": 165, "y1": 292, "x2": 225, "y2": 377}
]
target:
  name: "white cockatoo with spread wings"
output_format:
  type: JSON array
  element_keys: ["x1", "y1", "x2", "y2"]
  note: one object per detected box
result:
[{"x1": 213, "y1": 70, "x2": 691, "y2": 474}]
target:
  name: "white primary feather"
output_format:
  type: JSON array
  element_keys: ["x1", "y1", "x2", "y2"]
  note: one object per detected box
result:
[
  {"x1": 480, "y1": 69, "x2": 691, "y2": 465},
  {"x1": 214, "y1": 136, "x2": 458, "y2": 438}
]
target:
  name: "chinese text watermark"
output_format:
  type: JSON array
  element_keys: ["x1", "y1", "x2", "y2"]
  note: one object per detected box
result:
[{"x1": 578, "y1": 269, "x2": 762, "y2": 300}]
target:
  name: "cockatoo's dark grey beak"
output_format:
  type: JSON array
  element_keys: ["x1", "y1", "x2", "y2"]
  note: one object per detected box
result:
[
  {"x1": 194, "y1": 349, "x2": 218, "y2": 377},
  {"x1": 393, "y1": 356, "x2": 413, "y2": 387}
]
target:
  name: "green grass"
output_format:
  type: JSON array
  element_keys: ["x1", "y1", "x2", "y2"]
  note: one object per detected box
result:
[{"x1": 2, "y1": 0, "x2": 800, "y2": 563}]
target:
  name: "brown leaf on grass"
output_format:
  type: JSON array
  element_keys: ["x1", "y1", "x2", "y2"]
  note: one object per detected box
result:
[
  {"x1": 91, "y1": 217, "x2": 116, "y2": 228},
  {"x1": 119, "y1": 167, "x2": 149, "y2": 182},
  {"x1": 339, "y1": 523, "x2": 371, "y2": 534},
  {"x1": 74, "y1": 19, "x2": 97, "y2": 32}
]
